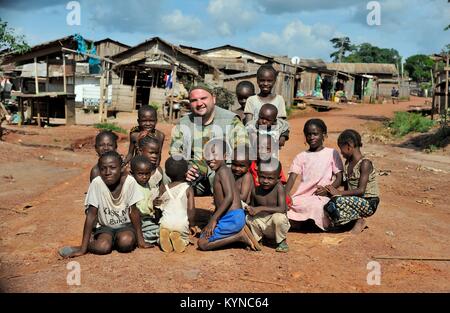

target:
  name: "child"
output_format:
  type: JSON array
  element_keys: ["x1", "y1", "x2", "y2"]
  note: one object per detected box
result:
[
  {"x1": 244, "y1": 64, "x2": 287, "y2": 124},
  {"x1": 324, "y1": 129, "x2": 380, "y2": 233},
  {"x1": 138, "y1": 136, "x2": 162, "y2": 169},
  {"x1": 156, "y1": 156, "x2": 195, "y2": 253},
  {"x1": 197, "y1": 139, "x2": 261, "y2": 251},
  {"x1": 234, "y1": 81, "x2": 255, "y2": 122},
  {"x1": 130, "y1": 155, "x2": 160, "y2": 244},
  {"x1": 90, "y1": 130, "x2": 119, "y2": 182},
  {"x1": 231, "y1": 146, "x2": 253, "y2": 205},
  {"x1": 246, "y1": 160, "x2": 290, "y2": 252},
  {"x1": 246, "y1": 103, "x2": 289, "y2": 147},
  {"x1": 285, "y1": 119, "x2": 343, "y2": 231},
  {"x1": 123, "y1": 105, "x2": 165, "y2": 166},
  {"x1": 249, "y1": 133, "x2": 287, "y2": 187},
  {"x1": 59, "y1": 151, "x2": 152, "y2": 258}
]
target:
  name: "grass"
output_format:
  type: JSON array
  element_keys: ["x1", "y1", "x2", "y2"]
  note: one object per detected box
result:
[
  {"x1": 388, "y1": 112, "x2": 435, "y2": 137},
  {"x1": 94, "y1": 122, "x2": 127, "y2": 134}
]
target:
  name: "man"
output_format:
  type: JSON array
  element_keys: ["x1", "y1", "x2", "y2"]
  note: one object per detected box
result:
[{"x1": 169, "y1": 84, "x2": 249, "y2": 196}]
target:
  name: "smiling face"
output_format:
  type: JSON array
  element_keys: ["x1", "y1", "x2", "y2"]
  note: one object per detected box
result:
[
  {"x1": 138, "y1": 110, "x2": 157, "y2": 132},
  {"x1": 95, "y1": 134, "x2": 117, "y2": 157},
  {"x1": 189, "y1": 88, "x2": 215, "y2": 118},
  {"x1": 205, "y1": 144, "x2": 225, "y2": 171},
  {"x1": 99, "y1": 156, "x2": 122, "y2": 187},
  {"x1": 257, "y1": 69, "x2": 276, "y2": 95},
  {"x1": 304, "y1": 124, "x2": 325, "y2": 150},
  {"x1": 231, "y1": 159, "x2": 250, "y2": 178},
  {"x1": 131, "y1": 161, "x2": 152, "y2": 186}
]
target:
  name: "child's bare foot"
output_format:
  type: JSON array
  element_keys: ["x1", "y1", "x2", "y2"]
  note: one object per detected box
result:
[
  {"x1": 170, "y1": 231, "x2": 186, "y2": 253},
  {"x1": 242, "y1": 225, "x2": 262, "y2": 251},
  {"x1": 351, "y1": 218, "x2": 367, "y2": 234},
  {"x1": 159, "y1": 228, "x2": 173, "y2": 252}
]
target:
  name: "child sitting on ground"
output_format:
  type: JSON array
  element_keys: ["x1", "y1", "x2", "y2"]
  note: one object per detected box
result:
[
  {"x1": 130, "y1": 155, "x2": 160, "y2": 244},
  {"x1": 324, "y1": 129, "x2": 380, "y2": 233},
  {"x1": 90, "y1": 130, "x2": 119, "y2": 182},
  {"x1": 231, "y1": 146, "x2": 253, "y2": 205},
  {"x1": 59, "y1": 151, "x2": 152, "y2": 258},
  {"x1": 246, "y1": 103, "x2": 290, "y2": 148},
  {"x1": 155, "y1": 156, "x2": 195, "y2": 253},
  {"x1": 234, "y1": 81, "x2": 255, "y2": 123},
  {"x1": 197, "y1": 139, "x2": 261, "y2": 251},
  {"x1": 123, "y1": 105, "x2": 165, "y2": 166},
  {"x1": 246, "y1": 160, "x2": 290, "y2": 252}
]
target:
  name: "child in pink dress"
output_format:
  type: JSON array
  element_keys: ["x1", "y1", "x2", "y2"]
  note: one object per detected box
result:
[{"x1": 285, "y1": 119, "x2": 343, "y2": 230}]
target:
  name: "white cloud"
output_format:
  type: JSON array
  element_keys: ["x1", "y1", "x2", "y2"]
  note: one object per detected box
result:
[
  {"x1": 160, "y1": 10, "x2": 203, "y2": 40},
  {"x1": 257, "y1": 0, "x2": 362, "y2": 14},
  {"x1": 207, "y1": 0, "x2": 258, "y2": 36},
  {"x1": 250, "y1": 19, "x2": 340, "y2": 60}
]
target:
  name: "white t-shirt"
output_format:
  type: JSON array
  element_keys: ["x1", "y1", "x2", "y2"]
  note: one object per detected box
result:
[
  {"x1": 243, "y1": 94, "x2": 287, "y2": 118},
  {"x1": 85, "y1": 175, "x2": 143, "y2": 228}
]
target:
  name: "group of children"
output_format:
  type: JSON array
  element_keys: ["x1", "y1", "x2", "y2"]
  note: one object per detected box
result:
[{"x1": 59, "y1": 63, "x2": 379, "y2": 258}]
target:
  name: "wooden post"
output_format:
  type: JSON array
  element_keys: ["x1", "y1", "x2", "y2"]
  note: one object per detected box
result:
[
  {"x1": 132, "y1": 69, "x2": 138, "y2": 110},
  {"x1": 37, "y1": 100, "x2": 41, "y2": 127},
  {"x1": 19, "y1": 97, "x2": 24, "y2": 126},
  {"x1": 34, "y1": 57, "x2": 39, "y2": 95},
  {"x1": 431, "y1": 63, "x2": 438, "y2": 120},
  {"x1": 445, "y1": 54, "x2": 449, "y2": 125},
  {"x1": 169, "y1": 65, "x2": 177, "y2": 123},
  {"x1": 47, "y1": 100, "x2": 50, "y2": 125},
  {"x1": 99, "y1": 61, "x2": 106, "y2": 123},
  {"x1": 62, "y1": 52, "x2": 67, "y2": 94}
]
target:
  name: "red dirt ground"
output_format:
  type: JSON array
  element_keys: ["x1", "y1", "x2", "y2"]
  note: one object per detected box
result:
[{"x1": 0, "y1": 97, "x2": 449, "y2": 292}]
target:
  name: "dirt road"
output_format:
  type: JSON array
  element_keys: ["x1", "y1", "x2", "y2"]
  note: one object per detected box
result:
[{"x1": 1, "y1": 97, "x2": 449, "y2": 292}]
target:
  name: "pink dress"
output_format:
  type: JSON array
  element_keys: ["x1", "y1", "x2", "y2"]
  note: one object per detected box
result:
[{"x1": 287, "y1": 147, "x2": 343, "y2": 230}]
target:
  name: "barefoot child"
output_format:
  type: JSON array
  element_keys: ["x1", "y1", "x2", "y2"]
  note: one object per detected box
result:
[
  {"x1": 247, "y1": 103, "x2": 290, "y2": 148},
  {"x1": 246, "y1": 160, "x2": 290, "y2": 252},
  {"x1": 130, "y1": 155, "x2": 160, "y2": 244},
  {"x1": 234, "y1": 81, "x2": 255, "y2": 122},
  {"x1": 123, "y1": 105, "x2": 165, "y2": 166},
  {"x1": 244, "y1": 64, "x2": 287, "y2": 124},
  {"x1": 285, "y1": 119, "x2": 343, "y2": 231},
  {"x1": 156, "y1": 156, "x2": 195, "y2": 253},
  {"x1": 90, "y1": 130, "x2": 118, "y2": 182},
  {"x1": 231, "y1": 146, "x2": 253, "y2": 205},
  {"x1": 197, "y1": 139, "x2": 261, "y2": 251},
  {"x1": 59, "y1": 151, "x2": 152, "y2": 258},
  {"x1": 324, "y1": 129, "x2": 380, "y2": 233}
]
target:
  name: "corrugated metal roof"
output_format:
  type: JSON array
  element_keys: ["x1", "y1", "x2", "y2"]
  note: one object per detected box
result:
[{"x1": 326, "y1": 63, "x2": 398, "y2": 74}]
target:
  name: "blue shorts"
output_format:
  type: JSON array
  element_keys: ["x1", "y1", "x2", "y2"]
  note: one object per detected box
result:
[{"x1": 203, "y1": 208, "x2": 246, "y2": 242}]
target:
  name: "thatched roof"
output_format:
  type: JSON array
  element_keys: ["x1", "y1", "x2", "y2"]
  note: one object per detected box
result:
[{"x1": 326, "y1": 63, "x2": 398, "y2": 75}]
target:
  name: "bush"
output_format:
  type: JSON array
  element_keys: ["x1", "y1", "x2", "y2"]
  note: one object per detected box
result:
[
  {"x1": 388, "y1": 112, "x2": 435, "y2": 136},
  {"x1": 149, "y1": 102, "x2": 160, "y2": 112},
  {"x1": 94, "y1": 123, "x2": 127, "y2": 134}
]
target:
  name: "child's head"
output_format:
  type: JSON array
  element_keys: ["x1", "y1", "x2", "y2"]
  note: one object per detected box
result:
[
  {"x1": 257, "y1": 159, "x2": 281, "y2": 190},
  {"x1": 138, "y1": 136, "x2": 160, "y2": 166},
  {"x1": 137, "y1": 105, "x2": 157, "y2": 132},
  {"x1": 98, "y1": 151, "x2": 123, "y2": 187},
  {"x1": 303, "y1": 118, "x2": 327, "y2": 150},
  {"x1": 257, "y1": 133, "x2": 276, "y2": 161},
  {"x1": 236, "y1": 81, "x2": 255, "y2": 108},
  {"x1": 257, "y1": 103, "x2": 278, "y2": 129},
  {"x1": 204, "y1": 138, "x2": 230, "y2": 171},
  {"x1": 165, "y1": 156, "x2": 188, "y2": 182},
  {"x1": 337, "y1": 129, "x2": 362, "y2": 159},
  {"x1": 256, "y1": 64, "x2": 278, "y2": 95},
  {"x1": 130, "y1": 155, "x2": 153, "y2": 186},
  {"x1": 231, "y1": 145, "x2": 251, "y2": 178},
  {"x1": 95, "y1": 130, "x2": 118, "y2": 157}
]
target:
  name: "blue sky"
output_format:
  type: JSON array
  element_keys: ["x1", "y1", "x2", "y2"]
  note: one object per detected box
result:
[{"x1": 1, "y1": 0, "x2": 449, "y2": 61}]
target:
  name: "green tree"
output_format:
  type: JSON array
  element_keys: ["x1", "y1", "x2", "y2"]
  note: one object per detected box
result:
[
  {"x1": 0, "y1": 18, "x2": 30, "y2": 54},
  {"x1": 404, "y1": 54, "x2": 434, "y2": 82},
  {"x1": 343, "y1": 43, "x2": 401, "y2": 64},
  {"x1": 330, "y1": 37, "x2": 354, "y2": 63}
]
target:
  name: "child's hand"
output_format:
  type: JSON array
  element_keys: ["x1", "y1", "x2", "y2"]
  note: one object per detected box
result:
[
  {"x1": 325, "y1": 185, "x2": 340, "y2": 197},
  {"x1": 314, "y1": 185, "x2": 329, "y2": 197},
  {"x1": 186, "y1": 165, "x2": 200, "y2": 182},
  {"x1": 153, "y1": 197, "x2": 162, "y2": 208},
  {"x1": 246, "y1": 206, "x2": 258, "y2": 216},
  {"x1": 279, "y1": 137, "x2": 286, "y2": 147},
  {"x1": 202, "y1": 220, "x2": 217, "y2": 239},
  {"x1": 190, "y1": 226, "x2": 201, "y2": 236},
  {"x1": 62, "y1": 247, "x2": 86, "y2": 259}
]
